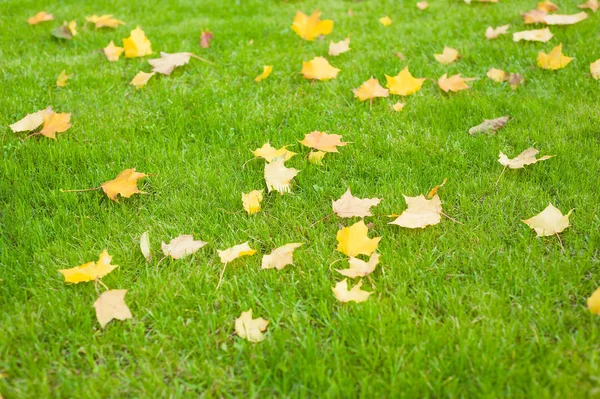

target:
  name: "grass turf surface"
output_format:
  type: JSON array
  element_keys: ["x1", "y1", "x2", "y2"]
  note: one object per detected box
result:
[{"x1": 2, "y1": 0, "x2": 600, "y2": 397}]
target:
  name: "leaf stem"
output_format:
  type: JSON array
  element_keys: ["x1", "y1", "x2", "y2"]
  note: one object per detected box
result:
[
  {"x1": 60, "y1": 187, "x2": 100, "y2": 193},
  {"x1": 555, "y1": 232, "x2": 565, "y2": 253},
  {"x1": 495, "y1": 166, "x2": 507, "y2": 185},
  {"x1": 441, "y1": 212, "x2": 464, "y2": 225},
  {"x1": 217, "y1": 263, "x2": 228, "y2": 289},
  {"x1": 311, "y1": 212, "x2": 334, "y2": 227},
  {"x1": 190, "y1": 54, "x2": 214, "y2": 65},
  {"x1": 155, "y1": 256, "x2": 167, "y2": 272}
]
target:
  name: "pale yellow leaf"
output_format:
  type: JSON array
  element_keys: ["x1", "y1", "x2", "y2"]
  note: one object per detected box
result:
[
  {"x1": 218, "y1": 242, "x2": 256, "y2": 263},
  {"x1": 522, "y1": 203, "x2": 573, "y2": 237},
  {"x1": 161, "y1": 235, "x2": 207, "y2": 259},
  {"x1": 93, "y1": 289, "x2": 132, "y2": 329},
  {"x1": 261, "y1": 243, "x2": 303, "y2": 270},
  {"x1": 242, "y1": 190, "x2": 263, "y2": 215},
  {"x1": 389, "y1": 194, "x2": 442, "y2": 229},
  {"x1": 336, "y1": 253, "x2": 380, "y2": 278},
  {"x1": 498, "y1": 147, "x2": 552, "y2": 169},
  {"x1": 332, "y1": 279, "x2": 372, "y2": 303},
  {"x1": 235, "y1": 309, "x2": 269, "y2": 342},
  {"x1": 264, "y1": 157, "x2": 299, "y2": 194},
  {"x1": 332, "y1": 188, "x2": 381, "y2": 218}
]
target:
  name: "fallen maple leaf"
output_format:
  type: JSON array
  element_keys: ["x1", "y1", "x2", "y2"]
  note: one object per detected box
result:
[
  {"x1": 218, "y1": 242, "x2": 256, "y2": 263},
  {"x1": 434, "y1": 47, "x2": 459, "y2": 65},
  {"x1": 522, "y1": 9, "x2": 548, "y2": 24},
  {"x1": 9, "y1": 107, "x2": 53, "y2": 132},
  {"x1": 130, "y1": 71, "x2": 155, "y2": 89},
  {"x1": 252, "y1": 143, "x2": 296, "y2": 162},
  {"x1": 336, "y1": 253, "x2": 380, "y2": 278},
  {"x1": 417, "y1": 1, "x2": 429, "y2": 10},
  {"x1": 161, "y1": 235, "x2": 207, "y2": 259},
  {"x1": 52, "y1": 21, "x2": 77, "y2": 40},
  {"x1": 235, "y1": 309, "x2": 269, "y2": 342},
  {"x1": 242, "y1": 190, "x2": 263, "y2": 215},
  {"x1": 538, "y1": 43, "x2": 572, "y2": 70},
  {"x1": 140, "y1": 231, "x2": 152, "y2": 263},
  {"x1": 332, "y1": 188, "x2": 381, "y2": 218},
  {"x1": 264, "y1": 157, "x2": 299, "y2": 194},
  {"x1": 149, "y1": 52, "x2": 206, "y2": 75},
  {"x1": 498, "y1": 147, "x2": 552, "y2": 169},
  {"x1": 486, "y1": 25, "x2": 510, "y2": 39},
  {"x1": 522, "y1": 203, "x2": 572, "y2": 237},
  {"x1": 336, "y1": 220, "x2": 381, "y2": 257},
  {"x1": 590, "y1": 59, "x2": 600, "y2": 79},
  {"x1": 301, "y1": 56, "x2": 340, "y2": 80},
  {"x1": 292, "y1": 10, "x2": 333, "y2": 41},
  {"x1": 255, "y1": 65, "x2": 273, "y2": 82},
  {"x1": 308, "y1": 150, "x2": 326, "y2": 165},
  {"x1": 386, "y1": 67, "x2": 426, "y2": 96},
  {"x1": 59, "y1": 249, "x2": 117, "y2": 283},
  {"x1": 487, "y1": 68, "x2": 508, "y2": 82},
  {"x1": 100, "y1": 168, "x2": 148, "y2": 202},
  {"x1": 389, "y1": 194, "x2": 442, "y2": 229},
  {"x1": 538, "y1": 0, "x2": 559, "y2": 12},
  {"x1": 353, "y1": 78, "x2": 389, "y2": 102},
  {"x1": 93, "y1": 290, "x2": 132, "y2": 329},
  {"x1": 332, "y1": 279, "x2": 372, "y2": 303},
  {"x1": 329, "y1": 37, "x2": 351, "y2": 56},
  {"x1": 261, "y1": 243, "x2": 303, "y2": 270},
  {"x1": 588, "y1": 288, "x2": 600, "y2": 315},
  {"x1": 28, "y1": 11, "x2": 54, "y2": 25},
  {"x1": 469, "y1": 116, "x2": 509, "y2": 136},
  {"x1": 56, "y1": 70, "x2": 71, "y2": 87},
  {"x1": 86, "y1": 15, "x2": 125, "y2": 29},
  {"x1": 438, "y1": 74, "x2": 476, "y2": 92},
  {"x1": 200, "y1": 29, "x2": 213, "y2": 48},
  {"x1": 513, "y1": 28, "x2": 553, "y2": 42},
  {"x1": 579, "y1": 0, "x2": 599, "y2": 12},
  {"x1": 104, "y1": 41, "x2": 124, "y2": 62},
  {"x1": 508, "y1": 73, "x2": 525, "y2": 89},
  {"x1": 39, "y1": 112, "x2": 71, "y2": 139},
  {"x1": 544, "y1": 12, "x2": 588, "y2": 25},
  {"x1": 299, "y1": 131, "x2": 347, "y2": 152},
  {"x1": 123, "y1": 26, "x2": 152, "y2": 58},
  {"x1": 379, "y1": 16, "x2": 393, "y2": 26},
  {"x1": 392, "y1": 102, "x2": 406, "y2": 112}
]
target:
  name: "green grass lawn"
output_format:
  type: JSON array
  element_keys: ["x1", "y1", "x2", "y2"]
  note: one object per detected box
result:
[{"x1": 2, "y1": 0, "x2": 600, "y2": 397}]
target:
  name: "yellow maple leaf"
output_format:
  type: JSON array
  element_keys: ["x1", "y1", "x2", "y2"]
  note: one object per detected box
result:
[
  {"x1": 161, "y1": 235, "x2": 207, "y2": 259},
  {"x1": 242, "y1": 190, "x2": 263, "y2": 215},
  {"x1": 485, "y1": 24, "x2": 510, "y2": 40},
  {"x1": 352, "y1": 78, "x2": 389, "y2": 102},
  {"x1": 261, "y1": 243, "x2": 303, "y2": 270},
  {"x1": 9, "y1": 107, "x2": 53, "y2": 132},
  {"x1": 498, "y1": 147, "x2": 552, "y2": 169},
  {"x1": 149, "y1": 52, "x2": 196, "y2": 75},
  {"x1": 218, "y1": 242, "x2": 257, "y2": 263},
  {"x1": 537, "y1": 0, "x2": 559, "y2": 12},
  {"x1": 438, "y1": 74, "x2": 476, "y2": 92},
  {"x1": 252, "y1": 143, "x2": 296, "y2": 162},
  {"x1": 385, "y1": 67, "x2": 426, "y2": 96},
  {"x1": 291, "y1": 10, "x2": 333, "y2": 41},
  {"x1": 336, "y1": 253, "x2": 380, "y2": 278},
  {"x1": 329, "y1": 37, "x2": 350, "y2": 56},
  {"x1": 93, "y1": 290, "x2": 132, "y2": 329},
  {"x1": 264, "y1": 157, "x2": 300, "y2": 194},
  {"x1": 332, "y1": 188, "x2": 381, "y2": 218},
  {"x1": 590, "y1": 59, "x2": 600, "y2": 79},
  {"x1": 28, "y1": 11, "x2": 54, "y2": 25},
  {"x1": 522, "y1": 9, "x2": 548, "y2": 24},
  {"x1": 522, "y1": 203, "x2": 573, "y2": 237},
  {"x1": 40, "y1": 112, "x2": 71, "y2": 139},
  {"x1": 130, "y1": 71, "x2": 155, "y2": 89},
  {"x1": 336, "y1": 220, "x2": 381, "y2": 257},
  {"x1": 235, "y1": 309, "x2": 269, "y2": 342},
  {"x1": 301, "y1": 56, "x2": 340, "y2": 81},
  {"x1": 100, "y1": 168, "x2": 148, "y2": 202},
  {"x1": 59, "y1": 250, "x2": 118, "y2": 283},
  {"x1": 588, "y1": 288, "x2": 600, "y2": 315},
  {"x1": 579, "y1": 0, "x2": 599, "y2": 12},
  {"x1": 332, "y1": 279, "x2": 372, "y2": 303},
  {"x1": 538, "y1": 43, "x2": 572, "y2": 70},
  {"x1": 379, "y1": 16, "x2": 393, "y2": 26},
  {"x1": 56, "y1": 70, "x2": 72, "y2": 87},
  {"x1": 392, "y1": 102, "x2": 406, "y2": 112},
  {"x1": 487, "y1": 68, "x2": 508, "y2": 82},
  {"x1": 299, "y1": 131, "x2": 347, "y2": 152},
  {"x1": 417, "y1": 1, "x2": 429, "y2": 10},
  {"x1": 86, "y1": 14, "x2": 125, "y2": 29},
  {"x1": 255, "y1": 65, "x2": 273, "y2": 82},
  {"x1": 434, "y1": 47, "x2": 459, "y2": 65},
  {"x1": 104, "y1": 41, "x2": 124, "y2": 62},
  {"x1": 389, "y1": 194, "x2": 442, "y2": 229},
  {"x1": 123, "y1": 26, "x2": 152, "y2": 58},
  {"x1": 308, "y1": 150, "x2": 326, "y2": 165}
]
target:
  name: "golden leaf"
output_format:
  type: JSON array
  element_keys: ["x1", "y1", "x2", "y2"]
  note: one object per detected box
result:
[
  {"x1": 242, "y1": 190, "x2": 263, "y2": 215},
  {"x1": 130, "y1": 71, "x2": 155, "y2": 89},
  {"x1": 291, "y1": 10, "x2": 333, "y2": 41},
  {"x1": 261, "y1": 243, "x2": 303, "y2": 270},
  {"x1": 537, "y1": 43, "x2": 572, "y2": 70},
  {"x1": 255, "y1": 65, "x2": 273, "y2": 82},
  {"x1": 438, "y1": 74, "x2": 476, "y2": 92},
  {"x1": 40, "y1": 112, "x2": 71, "y2": 139},
  {"x1": 336, "y1": 220, "x2": 381, "y2": 257},
  {"x1": 235, "y1": 309, "x2": 269, "y2": 342},
  {"x1": 332, "y1": 279, "x2": 372, "y2": 303},
  {"x1": 104, "y1": 41, "x2": 124, "y2": 62},
  {"x1": 252, "y1": 143, "x2": 296, "y2": 162},
  {"x1": 385, "y1": 67, "x2": 426, "y2": 96},
  {"x1": 100, "y1": 168, "x2": 148, "y2": 202},
  {"x1": 389, "y1": 194, "x2": 442, "y2": 229},
  {"x1": 301, "y1": 56, "x2": 340, "y2": 81},
  {"x1": 123, "y1": 26, "x2": 152, "y2": 58},
  {"x1": 352, "y1": 78, "x2": 389, "y2": 102},
  {"x1": 299, "y1": 131, "x2": 347, "y2": 153},
  {"x1": 28, "y1": 11, "x2": 54, "y2": 25},
  {"x1": 434, "y1": 47, "x2": 459, "y2": 65},
  {"x1": 93, "y1": 290, "x2": 132, "y2": 329},
  {"x1": 218, "y1": 242, "x2": 257, "y2": 263},
  {"x1": 86, "y1": 15, "x2": 125, "y2": 29},
  {"x1": 59, "y1": 250, "x2": 118, "y2": 283}
]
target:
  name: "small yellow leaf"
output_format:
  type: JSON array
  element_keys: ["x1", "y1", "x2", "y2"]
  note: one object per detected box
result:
[
  {"x1": 417, "y1": 1, "x2": 429, "y2": 10},
  {"x1": 498, "y1": 147, "x2": 552, "y2": 169},
  {"x1": 389, "y1": 194, "x2": 442, "y2": 229},
  {"x1": 513, "y1": 28, "x2": 553, "y2": 42},
  {"x1": 336, "y1": 253, "x2": 380, "y2": 278},
  {"x1": 218, "y1": 242, "x2": 257, "y2": 263},
  {"x1": 579, "y1": 0, "x2": 599, "y2": 12},
  {"x1": 537, "y1": 0, "x2": 559, "y2": 12},
  {"x1": 40, "y1": 112, "x2": 71, "y2": 139},
  {"x1": 28, "y1": 11, "x2": 54, "y2": 25},
  {"x1": 522, "y1": 9, "x2": 549, "y2": 24},
  {"x1": 538, "y1": 43, "x2": 573, "y2": 70},
  {"x1": 438, "y1": 74, "x2": 476, "y2": 92},
  {"x1": 486, "y1": 25, "x2": 510, "y2": 39},
  {"x1": 291, "y1": 10, "x2": 333, "y2": 41},
  {"x1": 379, "y1": 16, "x2": 393, "y2": 26},
  {"x1": 434, "y1": 47, "x2": 459, "y2": 65},
  {"x1": 9, "y1": 107, "x2": 53, "y2": 132},
  {"x1": 56, "y1": 70, "x2": 72, "y2": 87},
  {"x1": 67, "y1": 20, "x2": 78, "y2": 36},
  {"x1": 332, "y1": 188, "x2": 381, "y2": 218},
  {"x1": 140, "y1": 231, "x2": 152, "y2": 263},
  {"x1": 487, "y1": 68, "x2": 508, "y2": 82},
  {"x1": 59, "y1": 250, "x2": 118, "y2": 283},
  {"x1": 130, "y1": 71, "x2": 155, "y2": 89},
  {"x1": 104, "y1": 41, "x2": 124, "y2": 62},
  {"x1": 392, "y1": 102, "x2": 406, "y2": 112},
  {"x1": 235, "y1": 309, "x2": 269, "y2": 342},
  {"x1": 299, "y1": 131, "x2": 347, "y2": 153},
  {"x1": 261, "y1": 243, "x2": 303, "y2": 270},
  {"x1": 352, "y1": 78, "x2": 389, "y2": 102},
  {"x1": 308, "y1": 150, "x2": 326, "y2": 165},
  {"x1": 86, "y1": 15, "x2": 125, "y2": 29},
  {"x1": 123, "y1": 26, "x2": 152, "y2": 58},
  {"x1": 252, "y1": 143, "x2": 296, "y2": 162},
  {"x1": 255, "y1": 65, "x2": 273, "y2": 82},
  {"x1": 93, "y1": 289, "x2": 132, "y2": 329},
  {"x1": 161, "y1": 235, "x2": 207, "y2": 259},
  {"x1": 264, "y1": 157, "x2": 300, "y2": 194},
  {"x1": 301, "y1": 56, "x2": 340, "y2": 81},
  {"x1": 385, "y1": 67, "x2": 426, "y2": 96},
  {"x1": 590, "y1": 59, "x2": 600, "y2": 79},
  {"x1": 242, "y1": 190, "x2": 263, "y2": 215},
  {"x1": 100, "y1": 168, "x2": 148, "y2": 202},
  {"x1": 587, "y1": 288, "x2": 600, "y2": 315},
  {"x1": 332, "y1": 279, "x2": 372, "y2": 303},
  {"x1": 329, "y1": 37, "x2": 351, "y2": 56},
  {"x1": 336, "y1": 220, "x2": 381, "y2": 257},
  {"x1": 522, "y1": 203, "x2": 573, "y2": 237}
]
